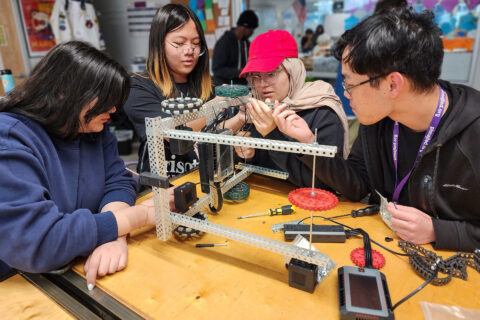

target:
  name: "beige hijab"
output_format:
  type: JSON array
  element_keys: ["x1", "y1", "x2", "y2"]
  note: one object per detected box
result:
[{"x1": 280, "y1": 58, "x2": 349, "y2": 158}]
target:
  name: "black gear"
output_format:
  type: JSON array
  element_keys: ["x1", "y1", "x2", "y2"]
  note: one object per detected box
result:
[
  {"x1": 161, "y1": 97, "x2": 203, "y2": 115},
  {"x1": 173, "y1": 212, "x2": 208, "y2": 240}
]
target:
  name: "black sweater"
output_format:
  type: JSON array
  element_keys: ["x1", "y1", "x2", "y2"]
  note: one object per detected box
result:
[
  {"x1": 212, "y1": 28, "x2": 249, "y2": 85},
  {"x1": 123, "y1": 75, "x2": 199, "y2": 176},
  {"x1": 301, "y1": 81, "x2": 480, "y2": 251},
  {"x1": 240, "y1": 107, "x2": 344, "y2": 189}
]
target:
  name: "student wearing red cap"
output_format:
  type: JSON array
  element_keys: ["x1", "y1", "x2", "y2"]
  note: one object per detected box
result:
[{"x1": 235, "y1": 30, "x2": 349, "y2": 188}]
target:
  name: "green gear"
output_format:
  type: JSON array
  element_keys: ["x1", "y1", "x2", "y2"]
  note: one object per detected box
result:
[
  {"x1": 214, "y1": 84, "x2": 249, "y2": 98},
  {"x1": 224, "y1": 182, "x2": 250, "y2": 201}
]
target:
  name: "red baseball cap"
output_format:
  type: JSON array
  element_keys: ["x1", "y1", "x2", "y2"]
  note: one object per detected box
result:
[{"x1": 239, "y1": 30, "x2": 298, "y2": 78}]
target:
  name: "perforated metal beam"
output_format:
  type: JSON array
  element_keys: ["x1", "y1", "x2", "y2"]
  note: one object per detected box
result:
[
  {"x1": 169, "y1": 212, "x2": 332, "y2": 268},
  {"x1": 164, "y1": 130, "x2": 337, "y2": 157},
  {"x1": 236, "y1": 163, "x2": 289, "y2": 180}
]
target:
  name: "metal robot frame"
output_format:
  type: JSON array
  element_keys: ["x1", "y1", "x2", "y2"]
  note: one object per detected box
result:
[{"x1": 145, "y1": 96, "x2": 337, "y2": 275}]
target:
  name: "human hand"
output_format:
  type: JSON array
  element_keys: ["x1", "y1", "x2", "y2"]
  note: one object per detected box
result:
[
  {"x1": 387, "y1": 203, "x2": 436, "y2": 244},
  {"x1": 139, "y1": 187, "x2": 177, "y2": 225},
  {"x1": 230, "y1": 106, "x2": 250, "y2": 128},
  {"x1": 236, "y1": 105, "x2": 251, "y2": 123},
  {"x1": 234, "y1": 131, "x2": 255, "y2": 159},
  {"x1": 272, "y1": 102, "x2": 315, "y2": 143},
  {"x1": 242, "y1": 105, "x2": 254, "y2": 124},
  {"x1": 84, "y1": 236, "x2": 128, "y2": 290},
  {"x1": 246, "y1": 98, "x2": 276, "y2": 136}
]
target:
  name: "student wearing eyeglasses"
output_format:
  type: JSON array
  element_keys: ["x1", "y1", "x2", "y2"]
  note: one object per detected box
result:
[
  {"x1": 124, "y1": 4, "x2": 213, "y2": 177},
  {"x1": 277, "y1": 9, "x2": 480, "y2": 252},
  {"x1": 235, "y1": 30, "x2": 349, "y2": 189}
]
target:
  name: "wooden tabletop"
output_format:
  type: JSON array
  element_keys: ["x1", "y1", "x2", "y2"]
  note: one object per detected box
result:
[
  {"x1": 0, "y1": 274, "x2": 75, "y2": 319},
  {"x1": 68, "y1": 173, "x2": 480, "y2": 320}
]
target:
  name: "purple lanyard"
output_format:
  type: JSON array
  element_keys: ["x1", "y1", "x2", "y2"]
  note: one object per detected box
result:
[{"x1": 392, "y1": 85, "x2": 446, "y2": 202}]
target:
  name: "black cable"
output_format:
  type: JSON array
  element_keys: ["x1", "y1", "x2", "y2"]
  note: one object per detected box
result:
[
  {"x1": 300, "y1": 213, "x2": 436, "y2": 311},
  {"x1": 297, "y1": 215, "x2": 411, "y2": 256},
  {"x1": 327, "y1": 213, "x2": 352, "y2": 219},
  {"x1": 298, "y1": 211, "x2": 443, "y2": 312},
  {"x1": 202, "y1": 104, "x2": 227, "y2": 133},
  {"x1": 392, "y1": 270, "x2": 437, "y2": 310},
  {"x1": 208, "y1": 181, "x2": 223, "y2": 213},
  {"x1": 195, "y1": 181, "x2": 223, "y2": 192},
  {"x1": 351, "y1": 228, "x2": 373, "y2": 269}
]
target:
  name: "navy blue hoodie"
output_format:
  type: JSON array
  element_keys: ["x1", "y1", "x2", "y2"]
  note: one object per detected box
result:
[{"x1": 0, "y1": 113, "x2": 136, "y2": 276}]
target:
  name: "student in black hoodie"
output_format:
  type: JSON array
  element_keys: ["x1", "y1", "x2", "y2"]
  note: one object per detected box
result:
[
  {"x1": 279, "y1": 9, "x2": 480, "y2": 252},
  {"x1": 212, "y1": 10, "x2": 258, "y2": 85}
]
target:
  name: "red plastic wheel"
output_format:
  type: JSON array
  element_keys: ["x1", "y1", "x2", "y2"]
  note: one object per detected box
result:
[
  {"x1": 350, "y1": 247, "x2": 386, "y2": 269},
  {"x1": 288, "y1": 188, "x2": 338, "y2": 211}
]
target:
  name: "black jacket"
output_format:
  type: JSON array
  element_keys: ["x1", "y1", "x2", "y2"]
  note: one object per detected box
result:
[
  {"x1": 241, "y1": 107, "x2": 344, "y2": 189},
  {"x1": 301, "y1": 81, "x2": 480, "y2": 251},
  {"x1": 212, "y1": 28, "x2": 249, "y2": 85}
]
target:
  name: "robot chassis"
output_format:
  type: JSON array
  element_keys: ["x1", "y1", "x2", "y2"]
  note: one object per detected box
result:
[{"x1": 145, "y1": 95, "x2": 338, "y2": 279}]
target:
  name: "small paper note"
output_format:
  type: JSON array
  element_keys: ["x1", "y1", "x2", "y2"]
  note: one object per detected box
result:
[
  {"x1": 376, "y1": 190, "x2": 394, "y2": 231},
  {"x1": 205, "y1": 8, "x2": 213, "y2": 20},
  {"x1": 218, "y1": 0, "x2": 229, "y2": 9},
  {"x1": 205, "y1": 33, "x2": 216, "y2": 49}
]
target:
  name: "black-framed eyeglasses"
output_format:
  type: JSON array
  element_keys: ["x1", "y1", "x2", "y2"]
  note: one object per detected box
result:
[
  {"x1": 342, "y1": 74, "x2": 388, "y2": 96},
  {"x1": 167, "y1": 41, "x2": 206, "y2": 57}
]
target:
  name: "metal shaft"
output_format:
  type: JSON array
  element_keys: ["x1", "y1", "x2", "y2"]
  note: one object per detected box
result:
[{"x1": 237, "y1": 211, "x2": 268, "y2": 219}]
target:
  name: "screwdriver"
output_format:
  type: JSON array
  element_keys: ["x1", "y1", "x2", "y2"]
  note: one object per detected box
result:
[
  {"x1": 328, "y1": 205, "x2": 379, "y2": 219},
  {"x1": 195, "y1": 243, "x2": 228, "y2": 248},
  {"x1": 237, "y1": 205, "x2": 296, "y2": 219}
]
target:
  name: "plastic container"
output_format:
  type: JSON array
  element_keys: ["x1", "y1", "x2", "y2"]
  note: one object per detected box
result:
[
  {"x1": 1, "y1": 69, "x2": 15, "y2": 94},
  {"x1": 113, "y1": 129, "x2": 134, "y2": 155}
]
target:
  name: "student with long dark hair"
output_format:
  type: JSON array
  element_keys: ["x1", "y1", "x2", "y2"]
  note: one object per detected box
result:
[
  {"x1": 0, "y1": 41, "x2": 167, "y2": 289},
  {"x1": 124, "y1": 4, "x2": 213, "y2": 177}
]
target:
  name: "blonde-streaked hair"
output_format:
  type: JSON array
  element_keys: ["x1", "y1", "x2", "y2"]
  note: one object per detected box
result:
[{"x1": 146, "y1": 4, "x2": 212, "y2": 101}]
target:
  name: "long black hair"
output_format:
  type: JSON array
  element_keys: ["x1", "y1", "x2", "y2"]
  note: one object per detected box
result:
[
  {"x1": 0, "y1": 41, "x2": 130, "y2": 140},
  {"x1": 146, "y1": 4, "x2": 212, "y2": 101}
]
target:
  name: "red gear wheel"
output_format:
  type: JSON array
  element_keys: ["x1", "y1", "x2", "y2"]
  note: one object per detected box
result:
[
  {"x1": 350, "y1": 247, "x2": 386, "y2": 269},
  {"x1": 288, "y1": 188, "x2": 338, "y2": 211}
]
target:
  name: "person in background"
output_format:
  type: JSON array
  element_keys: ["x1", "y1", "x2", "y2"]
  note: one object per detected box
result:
[
  {"x1": 212, "y1": 10, "x2": 259, "y2": 85},
  {"x1": 310, "y1": 24, "x2": 324, "y2": 49},
  {"x1": 374, "y1": 0, "x2": 407, "y2": 13},
  {"x1": 234, "y1": 30, "x2": 349, "y2": 189},
  {"x1": 0, "y1": 41, "x2": 171, "y2": 290},
  {"x1": 279, "y1": 9, "x2": 480, "y2": 252},
  {"x1": 312, "y1": 33, "x2": 331, "y2": 57},
  {"x1": 124, "y1": 4, "x2": 212, "y2": 177},
  {"x1": 300, "y1": 28, "x2": 314, "y2": 53}
]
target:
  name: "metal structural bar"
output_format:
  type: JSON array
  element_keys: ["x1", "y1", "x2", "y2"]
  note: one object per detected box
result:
[
  {"x1": 158, "y1": 96, "x2": 249, "y2": 128},
  {"x1": 169, "y1": 212, "x2": 332, "y2": 267},
  {"x1": 236, "y1": 163, "x2": 289, "y2": 180},
  {"x1": 183, "y1": 193, "x2": 211, "y2": 217},
  {"x1": 181, "y1": 167, "x2": 253, "y2": 218},
  {"x1": 144, "y1": 97, "x2": 337, "y2": 277},
  {"x1": 22, "y1": 270, "x2": 144, "y2": 320},
  {"x1": 21, "y1": 272, "x2": 101, "y2": 320},
  {"x1": 221, "y1": 167, "x2": 252, "y2": 194},
  {"x1": 163, "y1": 130, "x2": 337, "y2": 157}
]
